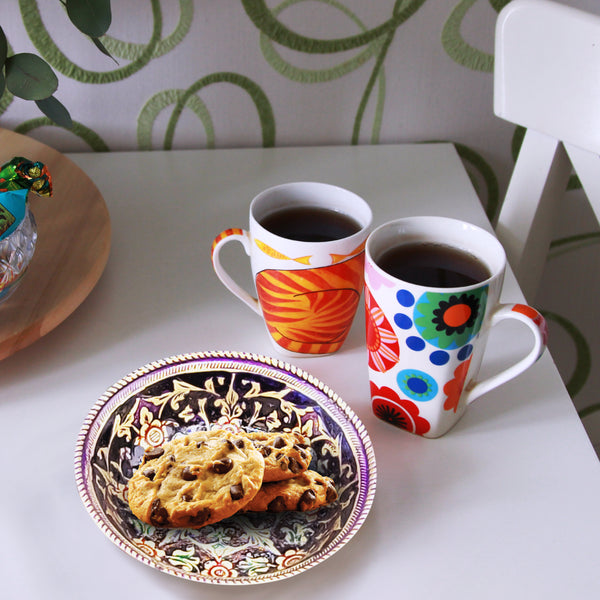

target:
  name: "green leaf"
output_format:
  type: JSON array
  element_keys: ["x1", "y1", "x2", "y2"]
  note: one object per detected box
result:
[
  {"x1": 66, "y1": 0, "x2": 112, "y2": 38},
  {"x1": 0, "y1": 71, "x2": 5, "y2": 98},
  {"x1": 35, "y1": 96, "x2": 73, "y2": 129},
  {"x1": 0, "y1": 26, "x2": 7, "y2": 67},
  {"x1": 91, "y1": 36, "x2": 118, "y2": 64},
  {"x1": 5, "y1": 53, "x2": 58, "y2": 100}
]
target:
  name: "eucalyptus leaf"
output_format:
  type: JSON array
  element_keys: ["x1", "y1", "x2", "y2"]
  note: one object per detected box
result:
[
  {"x1": 66, "y1": 0, "x2": 112, "y2": 38},
  {"x1": 0, "y1": 26, "x2": 7, "y2": 67},
  {"x1": 5, "y1": 53, "x2": 58, "y2": 100},
  {"x1": 91, "y1": 36, "x2": 118, "y2": 63},
  {"x1": 36, "y1": 96, "x2": 73, "y2": 129}
]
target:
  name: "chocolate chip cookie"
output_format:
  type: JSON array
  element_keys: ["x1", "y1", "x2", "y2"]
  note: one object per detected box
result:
[
  {"x1": 127, "y1": 429, "x2": 265, "y2": 528},
  {"x1": 244, "y1": 470, "x2": 338, "y2": 513},
  {"x1": 246, "y1": 430, "x2": 312, "y2": 482}
]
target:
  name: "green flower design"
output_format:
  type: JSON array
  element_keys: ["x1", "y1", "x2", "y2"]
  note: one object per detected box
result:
[{"x1": 414, "y1": 289, "x2": 487, "y2": 350}]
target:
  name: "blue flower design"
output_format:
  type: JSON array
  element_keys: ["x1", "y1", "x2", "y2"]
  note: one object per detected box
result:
[{"x1": 396, "y1": 369, "x2": 438, "y2": 401}]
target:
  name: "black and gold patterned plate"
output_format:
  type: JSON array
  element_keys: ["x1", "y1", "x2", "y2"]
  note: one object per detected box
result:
[{"x1": 74, "y1": 351, "x2": 377, "y2": 585}]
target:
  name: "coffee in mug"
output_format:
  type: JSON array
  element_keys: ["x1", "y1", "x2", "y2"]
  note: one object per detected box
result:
[
  {"x1": 376, "y1": 242, "x2": 491, "y2": 288},
  {"x1": 259, "y1": 205, "x2": 362, "y2": 242}
]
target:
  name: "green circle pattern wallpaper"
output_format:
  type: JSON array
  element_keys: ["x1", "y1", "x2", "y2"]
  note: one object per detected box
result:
[{"x1": 1, "y1": 0, "x2": 598, "y2": 455}]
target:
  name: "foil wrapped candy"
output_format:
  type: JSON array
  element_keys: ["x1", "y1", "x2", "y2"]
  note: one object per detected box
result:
[
  {"x1": 0, "y1": 156, "x2": 52, "y2": 240},
  {"x1": 0, "y1": 157, "x2": 52, "y2": 300}
]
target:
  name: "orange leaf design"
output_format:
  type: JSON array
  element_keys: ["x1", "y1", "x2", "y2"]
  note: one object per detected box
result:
[
  {"x1": 330, "y1": 240, "x2": 366, "y2": 264},
  {"x1": 255, "y1": 239, "x2": 313, "y2": 264},
  {"x1": 256, "y1": 253, "x2": 365, "y2": 354},
  {"x1": 255, "y1": 239, "x2": 291, "y2": 260}
]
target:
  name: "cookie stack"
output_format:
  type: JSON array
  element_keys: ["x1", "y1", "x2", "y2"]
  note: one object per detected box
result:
[{"x1": 127, "y1": 429, "x2": 337, "y2": 529}]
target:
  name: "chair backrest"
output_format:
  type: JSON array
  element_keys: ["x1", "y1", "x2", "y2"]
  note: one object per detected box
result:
[{"x1": 494, "y1": 0, "x2": 600, "y2": 299}]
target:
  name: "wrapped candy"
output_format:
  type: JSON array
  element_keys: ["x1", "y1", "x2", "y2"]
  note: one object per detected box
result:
[
  {"x1": 0, "y1": 156, "x2": 53, "y2": 196},
  {"x1": 0, "y1": 188, "x2": 28, "y2": 240},
  {"x1": 0, "y1": 156, "x2": 52, "y2": 241},
  {"x1": 0, "y1": 157, "x2": 52, "y2": 300}
]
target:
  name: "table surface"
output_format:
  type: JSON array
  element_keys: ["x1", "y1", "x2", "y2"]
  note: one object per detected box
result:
[{"x1": 2, "y1": 143, "x2": 599, "y2": 599}]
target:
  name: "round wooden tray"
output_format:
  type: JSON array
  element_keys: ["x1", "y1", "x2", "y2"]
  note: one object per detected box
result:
[{"x1": 0, "y1": 128, "x2": 111, "y2": 360}]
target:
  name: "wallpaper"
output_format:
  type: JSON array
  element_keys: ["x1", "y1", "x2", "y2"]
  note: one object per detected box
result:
[{"x1": 1, "y1": 0, "x2": 599, "y2": 455}]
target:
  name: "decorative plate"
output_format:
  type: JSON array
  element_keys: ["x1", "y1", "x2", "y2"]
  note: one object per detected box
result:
[{"x1": 74, "y1": 351, "x2": 377, "y2": 585}]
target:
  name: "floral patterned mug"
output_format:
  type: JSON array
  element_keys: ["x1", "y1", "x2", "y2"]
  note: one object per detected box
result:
[
  {"x1": 365, "y1": 216, "x2": 547, "y2": 438},
  {"x1": 212, "y1": 182, "x2": 372, "y2": 356}
]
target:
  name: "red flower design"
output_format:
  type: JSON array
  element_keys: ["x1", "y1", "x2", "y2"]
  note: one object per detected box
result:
[
  {"x1": 365, "y1": 286, "x2": 400, "y2": 372},
  {"x1": 201, "y1": 559, "x2": 238, "y2": 578},
  {"x1": 256, "y1": 256, "x2": 363, "y2": 354},
  {"x1": 443, "y1": 358, "x2": 472, "y2": 413},
  {"x1": 370, "y1": 382, "x2": 430, "y2": 435}
]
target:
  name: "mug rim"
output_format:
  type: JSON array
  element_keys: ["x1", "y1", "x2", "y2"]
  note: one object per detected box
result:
[
  {"x1": 365, "y1": 215, "x2": 506, "y2": 292},
  {"x1": 249, "y1": 181, "x2": 373, "y2": 247}
]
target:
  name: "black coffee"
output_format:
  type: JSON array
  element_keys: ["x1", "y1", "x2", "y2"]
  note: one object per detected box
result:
[
  {"x1": 376, "y1": 242, "x2": 491, "y2": 288},
  {"x1": 260, "y1": 206, "x2": 362, "y2": 242}
]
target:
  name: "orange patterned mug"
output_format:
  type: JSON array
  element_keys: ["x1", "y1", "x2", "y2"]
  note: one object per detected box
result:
[{"x1": 211, "y1": 182, "x2": 372, "y2": 355}]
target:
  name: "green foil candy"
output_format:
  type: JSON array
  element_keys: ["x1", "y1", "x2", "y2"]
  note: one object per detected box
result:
[{"x1": 0, "y1": 156, "x2": 53, "y2": 240}]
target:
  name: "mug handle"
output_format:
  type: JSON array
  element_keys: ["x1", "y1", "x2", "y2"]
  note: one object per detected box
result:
[
  {"x1": 211, "y1": 228, "x2": 261, "y2": 315},
  {"x1": 463, "y1": 303, "x2": 547, "y2": 404}
]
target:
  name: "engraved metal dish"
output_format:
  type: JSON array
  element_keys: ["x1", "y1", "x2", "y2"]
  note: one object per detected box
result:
[{"x1": 74, "y1": 351, "x2": 377, "y2": 585}]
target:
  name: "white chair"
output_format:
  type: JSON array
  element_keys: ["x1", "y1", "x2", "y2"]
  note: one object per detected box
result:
[{"x1": 494, "y1": 0, "x2": 600, "y2": 300}]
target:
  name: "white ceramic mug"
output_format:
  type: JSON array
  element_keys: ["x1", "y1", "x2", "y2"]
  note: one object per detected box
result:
[
  {"x1": 212, "y1": 182, "x2": 372, "y2": 355},
  {"x1": 365, "y1": 216, "x2": 547, "y2": 438}
]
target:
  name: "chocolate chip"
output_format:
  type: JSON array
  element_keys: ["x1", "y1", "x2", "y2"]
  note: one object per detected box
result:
[
  {"x1": 326, "y1": 483, "x2": 338, "y2": 504},
  {"x1": 188, "y1": 508, "x2": 211, "y2": 526},
  {"x1": 150, "y1": 499, "x2": 169, "y2": 526},
  {"x1": 196, "y1": 441, "x2": 204, "y2": 448},
  {"x1": 182, "y1": 466, "x2": 197, "y2": 480},
  {"x1": 294, "y1": 444, "x2": 308, "y2": 458},
  {"x1": 275, "y1": 452, "x2": 287, "y2": 467},
  {"x1": 230, "y1": 484, "x2": 244, "y2": 501},
  {"x1": 181, "y1": 493, "x2": 192, "y2": 502},
  {"x1": 267, "y1": 496, "x2": 287, "y2": 512},
  {"x1": 234, "y1": 438, "x2": 245, "y2": 449},
  {"x1": 273, "y1": 436, "x2": 286, "y2": 449},
  {"x1": 288, "y1": 457, "x2": 302, "y2": 474},
  {"x1": 260, "y1": 446, "x2": 272, "y2": 457},
  {"x1": 298, "y1": 489, "x2": 317, "y2": 511},
  {"x1": 142, "y1": 468, "x2": 156, "y2": 481},
  {"x1": 225, "y1": 439, "x2": 235, "y2": 450},
  {"x1": 211, "y1": 457, "x2": 233, "y2": 474},
  {"x1": 144, "y1": 447, "x2": 165, "y2": 461}
]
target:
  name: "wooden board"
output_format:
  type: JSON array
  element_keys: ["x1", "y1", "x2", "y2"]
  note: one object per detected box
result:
[{"x1": 0, "y1": 128, "x2": 111, "y2": 360}]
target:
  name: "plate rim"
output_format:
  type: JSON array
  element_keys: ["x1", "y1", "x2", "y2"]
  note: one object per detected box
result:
[{"x1": 74, "y1": 349, "x2": 377, "y2": 585}]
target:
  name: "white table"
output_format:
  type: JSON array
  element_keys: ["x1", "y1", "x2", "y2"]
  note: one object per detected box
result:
[{"x1": 2, "y1": 144, "x2": 599, "y2": 599}]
